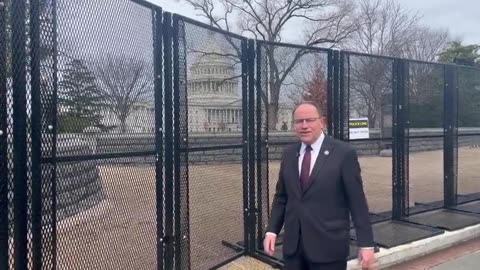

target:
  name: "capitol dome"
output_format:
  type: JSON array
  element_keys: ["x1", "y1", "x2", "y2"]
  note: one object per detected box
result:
[{"x1": 187, "y1": 34, "x2": 243, "y2": 133}]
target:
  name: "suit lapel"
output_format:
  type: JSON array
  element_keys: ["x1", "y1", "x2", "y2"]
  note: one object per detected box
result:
[
  {"x1": 302, "y1": 136, "x2": 335, "y2": 195},
  {"x1": 289, "y1": 143, "x2": 302, "y2": 197}
]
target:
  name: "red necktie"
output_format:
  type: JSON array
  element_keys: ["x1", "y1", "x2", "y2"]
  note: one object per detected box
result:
[{"x1": 300, "y1": 145, "x2": 312, "y2": 190}]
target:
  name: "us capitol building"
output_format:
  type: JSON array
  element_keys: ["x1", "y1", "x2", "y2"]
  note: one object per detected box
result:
[
  {"x1": 191, "y1": 48, "x2": 294, "y2": 133},
  {"x1": 186, "y1": 50, "x2": 243, "y2": 133},
  {"x1": 100, "y1": 49, "x2": 293, "y2": 133}
]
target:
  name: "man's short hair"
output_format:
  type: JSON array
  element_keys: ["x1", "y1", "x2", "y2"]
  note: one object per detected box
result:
[{"x1": 292, "y1": 101, "x2": 324, "y2": 118}]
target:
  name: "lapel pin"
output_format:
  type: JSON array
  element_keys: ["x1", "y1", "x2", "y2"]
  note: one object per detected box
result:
[{"x1": 324, "y1": 150, "x2": 330, "y2": 156}]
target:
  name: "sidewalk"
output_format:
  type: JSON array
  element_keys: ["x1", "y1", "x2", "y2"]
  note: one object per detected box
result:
[
  {"x1": 221, "y1": 234, "x2": 480, "y2": 269},
  {"x1": 431, "y1": 250, "x2": 480, "y2": 270},
  {"x1": 387, "y1": 237, "x2": 480, "y2": 269}
]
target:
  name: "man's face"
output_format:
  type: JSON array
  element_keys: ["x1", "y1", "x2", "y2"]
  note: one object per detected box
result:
[{"x1": 293, "y1": 104, "x2": 325, "y2": 145}]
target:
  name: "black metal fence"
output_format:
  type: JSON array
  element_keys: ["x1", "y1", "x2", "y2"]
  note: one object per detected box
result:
[
  {"x1": 172, "y1": 15, "x2": 249, "y2": 270},
  {"x1": 341, "y1": 52, "x2": 396, "y2": 218},
  {"x1": 2, "y1": 0, "x2": 480, "y2": 269}
]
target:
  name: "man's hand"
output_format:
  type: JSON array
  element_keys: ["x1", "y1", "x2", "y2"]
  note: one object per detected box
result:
[
  {"x1": 263, "y1": 234, "x2": 277, "y2": 256},
  {"x1": 358, "y1": 248, "x2": 376, "y2": 269}
]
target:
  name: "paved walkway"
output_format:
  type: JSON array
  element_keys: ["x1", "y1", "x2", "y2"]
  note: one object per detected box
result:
[
  {"x1": 432, "y1": 250, "x2": 480, "y2": 270},
  {"x1": 221, "y1": 238, "x2": 480, "y2": 269},
  {"x1": 387, "y1": 237, "x2": 480, "y2": 269}
]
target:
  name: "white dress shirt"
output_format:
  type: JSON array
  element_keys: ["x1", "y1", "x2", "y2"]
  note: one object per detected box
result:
[{"x1": 298, "y1": 132, "x2": 325, "y2": 177}]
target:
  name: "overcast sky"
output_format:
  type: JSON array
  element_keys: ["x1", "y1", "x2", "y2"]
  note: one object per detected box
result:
[
  {"x1": 149, "y1": 0, "x2": 480, "y2": 45},
  {"x1": 401, "y1": 0, "x2": 480, "y2": 44}
]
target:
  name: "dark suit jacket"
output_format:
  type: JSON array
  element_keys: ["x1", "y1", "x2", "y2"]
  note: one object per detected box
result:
[{"x1": 266, "y1": 135, "x2": 374, "y2": 263}]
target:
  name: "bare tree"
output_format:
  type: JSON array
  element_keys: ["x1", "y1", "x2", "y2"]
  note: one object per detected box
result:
[
  {"x1": 183, "y1": 0, "x2": 358, "y2": 129},
  {"x1": 404, "y1": 26, "x2": 449, "y2": 62},
  {"x1": 348, "y1": 0, "x2": 420, "y2": 57},
  {"x1": 346, "y1": 0, "x2": 449, "y2": 131},
  {"x1": 406, "y1": 26, "x2": 449, "y2": 97},
  {"x1": 94, "y1": 54, "x2": 153, "y2": 133}
]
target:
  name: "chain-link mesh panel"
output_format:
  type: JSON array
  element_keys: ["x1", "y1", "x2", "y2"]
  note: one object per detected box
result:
[
  {"x1": 256, "y1": 42, "x2": 329, "y2": 249},
  {"x1": 177, "y1": 17, "x2": 246, "y2": 269},
  {"x1": 50, "y1": 0, "x2": 158, "y2": 268},
  {"x1": 345, "y1": 53, "x2": 394, "y2": 216},
  {"x1": 56, "y1": 158, "x2": 158, "y2": 269},
  {"x1": 457, "y1": 66, "x2": 480, "y2": 197},
  {"x1": 5, "y1": 0, "x2": 479, "y2": 268},
  {"x1": 407, "y1": 62, "x2": 444, "y2": 207},
  {"x1": 37, "y1": 0, "x2": 57, "y2": 268}
]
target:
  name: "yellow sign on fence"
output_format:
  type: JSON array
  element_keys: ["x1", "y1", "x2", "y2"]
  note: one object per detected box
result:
[{"x1": 349, "y1": 118, "x2": 369, "y2": 139}]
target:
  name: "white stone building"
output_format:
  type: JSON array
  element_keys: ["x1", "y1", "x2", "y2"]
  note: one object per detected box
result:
[
  {"x1": 99, "y1": 38, "x2": 293, "y2": 133},
  {"x1": 186, "y1": 50, "x2": 243, "y2": 133},
  {"x1": 185, "y1": 45, "x2": 293, "y2": 133},
  {"x1": 99, "y1": 103, "x2": 155, "y2": 133}
]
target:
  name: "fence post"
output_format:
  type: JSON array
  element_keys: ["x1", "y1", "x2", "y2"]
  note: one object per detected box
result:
[
  {"x1": 172, "y1": 14, "x2": 181, "y2": 269},
  {"x1": 327, "y1": 49, "x2": 342, "y2": 138},
  {"x1": 444, "y1": 64, "x2": 458, "y2": 207},
  {"x1": 0, "y1": 0, "x2": 8, "y2": 268},
  {"x1": 333, "y1": 50, "x2": 341, "y2": 138},
  {"x1": 247, "y1": 39, "x2": 257, "y2": 254},
  {"x1": 162, "y1": 12, "x2": 174, "y2": 270},
  {"x1": 339, "y1": 51, "x2": 346, "y2": 140},
  {"x1": 327, "y1": 50, "x2": 334, "y2": 136},
  {"x1": 11, "y1": 0, "x2": 29, "y2": 268},
  {"x1": 172, "y1": 14, "x2": 191, "y2": 270},
  {"x1": 29, "y1": 0, "x2": 43, "y2": 268},
  {"x1": 240, "y1": 39, "x2": 250, "y2": 256},
  {"x1": 153, "y1": 6, "x2": 165, "y2": 270},
  {"x1": 255, "y1": 41, "x2": 268, "y2": 250},
  {"x1": 392, "y1": 59, "x2": 409, "y2": 219}
]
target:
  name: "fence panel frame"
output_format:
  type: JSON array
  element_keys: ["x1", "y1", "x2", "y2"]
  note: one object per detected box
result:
[
  {"x1": 30, "y1": 0, "x2": 44, "y2": 268},
  {"x1": 163, "y1": 11, "x2": 175, "y2": 270},
  {"x1": 12, "y1": 0, "x2": 29, "y2": 267},
  {"x1": 0, "y1": 0, "x2": 9, "y2": 267},
  {"x1": 153, "y1": 5, "x2": 165, "y2": 269},
  {"x1": 241, "y1": 39, "x2": 250, "y2": 258},
  {"x1": 170, "y1": 13, "x2": 251, "y2": 269},
  {"x1": 172, "y1": 13, "x2": 192, "y2": 270},
  {"x1": 4, "y1": 0, "x2": 480, "y2": 267},
  {"x1": 444, "y1": 64, "x2": 458, "y2": 207},
  {"x1": 392, "y1": 59, "x2": 409, "y2": 219}
]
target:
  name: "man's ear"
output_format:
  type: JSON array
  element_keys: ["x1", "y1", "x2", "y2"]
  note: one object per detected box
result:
[{"x1": 320, "y1": 116, "x2": 327, "y2": 127}]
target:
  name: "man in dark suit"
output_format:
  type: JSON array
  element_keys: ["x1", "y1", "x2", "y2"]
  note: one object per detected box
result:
[{"x1": 263, "y1": 101, "x2": 375, "y2": 270}]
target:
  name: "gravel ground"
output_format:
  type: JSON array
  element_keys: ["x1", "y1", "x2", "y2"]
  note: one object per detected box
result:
[{"x1": 218, "y1": 256, "x2": 274, "y2": 270}]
